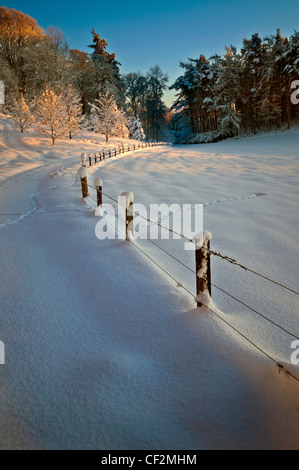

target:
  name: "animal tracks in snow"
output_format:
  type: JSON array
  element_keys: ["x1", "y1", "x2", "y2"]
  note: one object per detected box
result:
[
  {"x1": 0, "y1": 186, "x2": 58, "y2": 227},
  {"x1": 203, "y1": 192, "x2": 267, "y2": 207},
  {"x1": 0, "y1": 166, "x2": 80, "y2": 227},
  {"x1": 157, "y1": 192, "x2": 267, "y2": 223}
]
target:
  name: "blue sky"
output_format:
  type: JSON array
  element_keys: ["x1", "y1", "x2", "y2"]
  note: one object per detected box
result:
[{"x1": 3, "y1": 0, "x2": 299, "y2": 106}]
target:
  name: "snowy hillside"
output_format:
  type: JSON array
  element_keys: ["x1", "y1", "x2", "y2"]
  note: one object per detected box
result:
[{"x1": 0, "y1": 115, "x2": 298, "y2": 450}]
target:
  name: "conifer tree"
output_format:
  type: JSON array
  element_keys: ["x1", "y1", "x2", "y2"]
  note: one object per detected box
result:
[
  {"x1": 87, "y1": 29, "x2": 123, "y2": 106},
  {"x1": 129, "y1": 116, "x2": 145, "y2": 141},
  {"x1": 89, "y1": 90, "x2": 118, "y2": 142}
]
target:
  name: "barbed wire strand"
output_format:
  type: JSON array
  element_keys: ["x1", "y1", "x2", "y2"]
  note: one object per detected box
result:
[
  {"x1": 134, "y1": 232, "x2": 299, "y2": 341},
  {"x1": 134, "y1": 231, "x2": 299, "y2": 382},
  {"x1": 200, "y1": 301, "x2": 299, "y2": 383},
  {"x1": 99, "y1": 213, "x2": 299, "y2": 383},
  {"x1": 83, "y1": 183, "x2": 299, "y2": 296},
  {"x1": 134, "y1": 208, "x2": 299, "y2": 295},
  {"x1": 104, "y1": 214, "x2": 194, "y2": 298},
  {"x1": 211, "y1": 283, "x2": 299, "y2": 340}
]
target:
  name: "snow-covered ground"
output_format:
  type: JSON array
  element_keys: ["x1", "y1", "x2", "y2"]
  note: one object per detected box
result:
[{"x1": 0, "y1": 115, "x2": 298, "y2": 449}]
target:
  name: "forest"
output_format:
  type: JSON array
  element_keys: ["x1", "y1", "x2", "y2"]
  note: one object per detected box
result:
[
  {"x1": 0, "y1": 7, "x2": 298, "y2": 144},
  {"x1": 171, "y1": 30, "x2": 299, "y2": 143}
]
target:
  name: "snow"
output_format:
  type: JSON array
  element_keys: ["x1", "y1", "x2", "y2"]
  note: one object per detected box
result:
[
  {"x1": 77, "y1": 166, "x2": 87, "y2": 179},
  {"x1": 0, "y1": 114, "x2": 299, "y2": 450},
  {"x1": 120, "y1": 191, "x2": 134, "y2": 208},
  {"x1": 93, "y1": 178, "x2": 103, "y2": 187},
  {"x1": 194, "y1": 231, "x2": 212, "y2": 249}
]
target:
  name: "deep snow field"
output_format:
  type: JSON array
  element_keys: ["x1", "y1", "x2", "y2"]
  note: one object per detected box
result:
[{"x1": 0, "y1": 115, "x2": 298, "y2": 449}]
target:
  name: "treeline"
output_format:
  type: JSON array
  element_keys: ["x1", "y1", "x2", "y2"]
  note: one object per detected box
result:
[
  {"x1": 170, "y1": 30, "x2": 299, "y2": 143},
  {"x1": 0, "y1": 7, "x2": 169, "y2": 141}
]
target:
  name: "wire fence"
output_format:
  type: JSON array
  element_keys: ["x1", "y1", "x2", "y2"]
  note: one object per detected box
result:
[
  {"x1": 81, "y1": 141, "x2": 172, "y2": 167},
  {"x1": 78, "y1": 163, "x2": 299, "y2": 383}
]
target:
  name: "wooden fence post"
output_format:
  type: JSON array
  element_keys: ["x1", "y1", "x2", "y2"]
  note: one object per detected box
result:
[
  {"x1": 94, "y1": 177, "x2": 103, "y2": 208},
  {"x1": 78, "y1": 167, "x2": 89, "y2": 198},
  {"x1": 114, "y1": 148, "x2": 117, "y2": 157},
  {"x1": 109, "y1": 150, "x2": 111, "y2": 158},
  {"x1": 94, "y1": 153, "x2": 97, "y2": 164},
  {"x1": 120, "y1": 191, "x2": 134, "y2": 241},
  {"x1": 195, "y1": 231, "x2": 212, "y2": 307},
  {"x1": 103, "y1": 151, "x2": 105, "y2": 160},
  {"x1": 122, "y1": 143, "x2": 125, "y2": 154},
  {"x1": 89, "y1": 154, "x2": 92, "y2": 167}
]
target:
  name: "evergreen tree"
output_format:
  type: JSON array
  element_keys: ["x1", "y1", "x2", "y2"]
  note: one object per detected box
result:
[
  {"x1": 88, "y1": 28, "x2": 116, "y2": 62},
  {"x1": 128, "y1": 116, "x2": 145, "y2": 140},
  {"x1": 89, "y1": 90, "x2": 118, "y2": 142},
  {"x1": 88, "y1": 29, "x2": 123, "y2": 106},
  {"x1": 171, "y1": 28, "x2": 299, "y2": 142},
  {"x1": 218, "y1": 105, "x2": 241, "y2": 137}
]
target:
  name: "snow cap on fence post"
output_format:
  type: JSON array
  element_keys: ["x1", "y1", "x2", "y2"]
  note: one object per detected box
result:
[
  {"x1": 119, "y1": 191, "x2": 134, "y2": 241},
  {"x1": 194, "y1": 231, "x2": 212, "y2": 308},
  {"x1": 94, "y1": 177, "x2": 103, "y2": 188},
  {"x1": 78, "y1": 166, "x2": 89, "y2": 198},
  {"x1": 81, "y1": 152, "x2": 86, "y2": 167}
]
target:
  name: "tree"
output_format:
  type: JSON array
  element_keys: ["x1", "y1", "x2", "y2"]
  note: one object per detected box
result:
[
  {"x1": 123, "y1": 72, "x2": 148, "y2": 116},
  {"x1": 89, "y1": 90, "x2": 118, "y2": 142},
  {"x1": 115, "y1": 108, "x2": 129, "y2": 138},
  {"x1": 88, "y1": 29, "x2": 123, "y2": 107},
  {"x1": 218, "y1": 105, "x2": 241, "y2": 137},
  {"x1": 63, "y1": 84, "x2": 84, "y2": 140},
  {"x1": 145, "y1": 65, "x2": 168, "y2": 140},
  {"x1": 0, "y1": 8, "x2": 74, "y2": 105},
  {"x1": 170, "y1": 28, "x2": 299, "y2": 141},
  {"x1": 8, "y1": 93, "x2": 34, "y2": 133},
  {"x1": 0, "y1": 7, "x2": 43, "y2": 96},
  {"x1": 88, "y1": 28, "x2": 116, "y2": 62},
  {"x1": 128, "y1": 116, "x2": 145, "y2": 140},
  {"x1": 33, "y1": 85, "x2": 68, "y2": 145},
  {"x1": 69, "y1": 49, "x2": 94, "y2": 114}
]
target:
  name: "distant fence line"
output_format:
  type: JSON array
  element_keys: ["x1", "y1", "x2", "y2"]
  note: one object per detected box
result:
[{"x1": 80, "y1": 141, "x2": 172, "y2": 167}]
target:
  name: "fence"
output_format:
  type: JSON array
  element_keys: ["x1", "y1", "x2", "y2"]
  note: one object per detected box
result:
[
  {"x1": 77, "y1": 167, "x2": 299, "y2": 383},
  {"x1": 80, "y1": 141, "x2": 172, "y2": 167}
]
